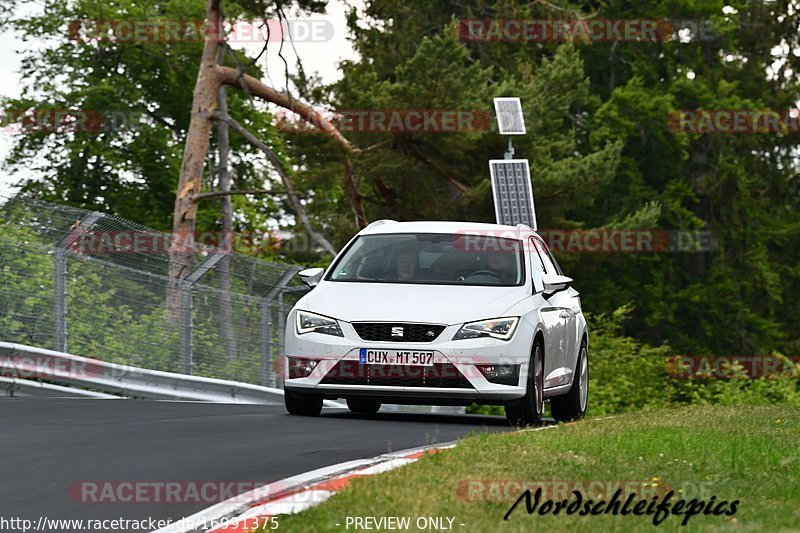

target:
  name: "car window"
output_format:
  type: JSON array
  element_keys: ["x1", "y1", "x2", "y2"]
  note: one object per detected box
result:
[
  {"x1": 528, "y1": 237, "x2": 545, "y2": 293},
  {"x1": 537, "y1": 238, "x2": 564, "y2": 276},
  {"x1": 326, "y1": 233, "x2": 526, "y2": 286},
  {"x1": 537, "y1": 239, "x2": 564, "y2": 276},
  {"x1": 533, "y1": 237, "x2": 557, "y2": 275}
]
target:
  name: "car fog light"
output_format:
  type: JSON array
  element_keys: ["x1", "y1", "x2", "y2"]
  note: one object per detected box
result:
[
  {"x1": 476, "y1": 364, "x2": 520, "y2": 386},
  {"x1": 288, "y1": 357, "x2": 319, "y2": 379}
]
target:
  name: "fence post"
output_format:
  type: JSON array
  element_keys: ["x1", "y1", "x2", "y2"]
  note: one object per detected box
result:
[
  {"x1": 259, "y1": 298, "x2": 272, "y2": 387},
  {"x1": 179, "y1": 280, "x2": 193, "y2": 375},
  {"x1": 53, "y1": 248, "x2": 67, "y2": 353},
  {"x1": 180, "y1": 251, "x2": 229, "y2": 375},
  {"x1": 277, "y1": 291, "x2": 286, "y2": 361},
  {"x1": 53, "y1": 211, "x2": 103, "y2": 353},
  {"x1": 259, "y1": 266, "x2": 302, "y2": 387}
]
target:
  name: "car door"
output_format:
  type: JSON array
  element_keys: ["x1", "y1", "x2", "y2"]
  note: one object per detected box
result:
[
  {"x1": 540, "y1": 238, "x2": 580, "y2": 379},
  {"x1": 529, "y1": 237, "x2": 568, "y2": 389},
  {"x1": 532, "y1": 237, "x2": 576, "y2": 389}
]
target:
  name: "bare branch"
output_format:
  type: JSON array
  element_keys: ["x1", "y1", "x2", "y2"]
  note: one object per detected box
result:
[
  {"x1": 192, "y1": 188, "x2": 273, "y2": 201},
  {"x1": 213, "y1": 110, "x2": 337, "y2": 255},
  {"x1": 403, "y1": 143, "x2": 470, "y2": 194}
]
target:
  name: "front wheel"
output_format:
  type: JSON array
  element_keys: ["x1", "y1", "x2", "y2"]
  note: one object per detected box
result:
[
  {"x1": 284, "y1": 389, "x2": 323, "y2": 416},
  {"x1": 505, "y1": 342, "x2": 544, "y2": 426},
  {"x1": 550, "y1": 340, "x2": 588, "y2": 422}
]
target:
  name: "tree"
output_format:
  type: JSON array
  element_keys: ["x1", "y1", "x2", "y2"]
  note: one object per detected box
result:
[{"x1": 168, "y1": 0, "x2": 355, "y2": 291}]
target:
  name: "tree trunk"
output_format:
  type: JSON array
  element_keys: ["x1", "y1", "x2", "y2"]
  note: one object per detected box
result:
[
  {"x1": 167, "y1": 0, "x2": 223, "y2": 315},
  {"x1": 215, "y1": 47, "x2": 238, "y2": 361}
]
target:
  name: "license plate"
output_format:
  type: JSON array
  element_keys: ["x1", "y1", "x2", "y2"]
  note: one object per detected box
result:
[{"x1": 359, "y1": 348, "x2": 435, "y2": 366}]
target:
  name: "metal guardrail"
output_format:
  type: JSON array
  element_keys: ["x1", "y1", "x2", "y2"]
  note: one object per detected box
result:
[
  {"x1": 0, "y1": 376, "x2": 120, "y2": 398},
  {"x1": 0, "y1": 342, "x2": 287, "y2": 404}
]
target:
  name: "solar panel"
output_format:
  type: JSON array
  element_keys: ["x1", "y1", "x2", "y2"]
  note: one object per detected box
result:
[
  {"x1": 489, "y1": 159, "x2": 537, "y2": 229},
  {"x1": 493, "y1": 97, "x2": 526, "y2": 135}
]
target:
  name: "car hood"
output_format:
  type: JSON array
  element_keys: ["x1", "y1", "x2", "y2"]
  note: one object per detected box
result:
[{"x1": 299, "y1": 281, "x2": 527, "y2": 324}]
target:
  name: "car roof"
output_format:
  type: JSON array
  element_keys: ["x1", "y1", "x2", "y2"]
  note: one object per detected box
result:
[{"x1": 358, "y1": 220, "x2": 536, "y2": 239}]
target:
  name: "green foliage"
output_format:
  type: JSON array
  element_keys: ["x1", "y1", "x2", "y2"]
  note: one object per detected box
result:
[
  {"x1": 586, "y1": 306, "x2": 675, "y2": 415},
  {"x1": 468, "y1": 305, "x2": 800, "y2": 416}
]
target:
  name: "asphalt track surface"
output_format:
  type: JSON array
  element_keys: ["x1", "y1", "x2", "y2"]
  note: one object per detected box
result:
[{"x1": 0, "y1": 398, "x2": 511, "y2": 530}]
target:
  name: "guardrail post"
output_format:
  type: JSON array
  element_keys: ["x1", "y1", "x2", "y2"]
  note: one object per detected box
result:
[
  {"x1": 53, "y1": 212, "x2": 103, "y2": 353},
  {"x1": 259, "y1": 266, "x2": 302, "y2": 387}
]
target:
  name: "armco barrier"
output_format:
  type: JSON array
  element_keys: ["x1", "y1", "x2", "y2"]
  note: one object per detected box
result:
[
  {"x1": 0, "y1": 376, "x2": 120, "y2": 398},
  {"x1": 0, "y1": 342, "x2": 286, "y2": 404}
]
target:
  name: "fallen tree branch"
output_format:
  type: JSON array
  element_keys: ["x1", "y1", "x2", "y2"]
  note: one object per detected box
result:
[{"x1": 216, "y1": 66, "x2": 360, "y2": 156}]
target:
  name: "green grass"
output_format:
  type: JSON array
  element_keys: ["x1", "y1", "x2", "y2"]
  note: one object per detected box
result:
[{"x1": 267, "y1": 405, "x2": 799, "y2": 532}]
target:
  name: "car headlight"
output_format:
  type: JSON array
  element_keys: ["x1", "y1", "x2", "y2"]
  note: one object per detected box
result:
[
  {"x1": 296, "y1": 310, "x2": 344, "y2": 337},
  {"x1": 453, "y1": 317, "x2": 519, "y2": 341}
]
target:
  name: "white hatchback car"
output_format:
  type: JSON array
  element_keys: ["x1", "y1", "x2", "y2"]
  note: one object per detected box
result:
[{"x1": 282, "y1": 220, "x2": 588, "y2": 425}]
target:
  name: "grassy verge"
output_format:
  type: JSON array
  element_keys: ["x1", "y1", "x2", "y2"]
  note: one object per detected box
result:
[{"x1": 268, "y1": 405, "x2": 798, "y2": 532}]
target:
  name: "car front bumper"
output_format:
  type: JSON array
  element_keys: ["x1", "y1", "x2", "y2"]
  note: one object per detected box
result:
[{"x1": 282, "y1": 315, "x2": 534, "y2": 404}]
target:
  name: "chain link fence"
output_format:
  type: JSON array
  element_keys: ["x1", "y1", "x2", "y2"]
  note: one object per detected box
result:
[{"x1": 0, "y1": 192, "x2": 310, "y2": 388}]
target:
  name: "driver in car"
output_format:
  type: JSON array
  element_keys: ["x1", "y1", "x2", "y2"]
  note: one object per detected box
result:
[
  {"x1": 393, "y1": 246, "x2": 419, "y2": 281},
  {"x1": 486, "y1": 251, "x2": 516, "y2": 284}
]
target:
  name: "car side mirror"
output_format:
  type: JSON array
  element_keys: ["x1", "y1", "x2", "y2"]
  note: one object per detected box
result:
[
  {"x1": 542, "y1": 273, "x2": 572, "y2": 298},
  {"x1": 298, "y1": 267, "x2": 325, "y2": 288}
]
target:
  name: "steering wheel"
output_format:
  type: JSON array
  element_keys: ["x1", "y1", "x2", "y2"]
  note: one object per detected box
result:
[{"x1": 461, "y1": 270, "x2": 503, "y2": 281}]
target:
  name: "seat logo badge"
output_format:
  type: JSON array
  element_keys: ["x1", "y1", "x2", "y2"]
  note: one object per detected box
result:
[
  {"x1": 426, "y1": 330, "x2": 435, "y2": 337},
  {"x1": 391, "y1": 326, "x2": 404, "y2": 337}
]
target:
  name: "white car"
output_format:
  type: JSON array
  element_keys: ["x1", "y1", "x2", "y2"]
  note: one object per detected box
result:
[{"x1": 282, "y1": 220, "x2": 588, "y2": 425}]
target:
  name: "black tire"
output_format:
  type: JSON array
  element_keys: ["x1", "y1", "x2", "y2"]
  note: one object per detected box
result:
[
  {"x1": 346, "y1": 398, "x2": 381, "y2": 414},
  {"x1": 284, "y1": 389, "x2": 323, "y2": 416},
  {"x1": 550, "y1": 339, "x2": 588, "y2": 422},
  {"x1": 505, "y1": 341, "x2": 544, "y2": 426}
]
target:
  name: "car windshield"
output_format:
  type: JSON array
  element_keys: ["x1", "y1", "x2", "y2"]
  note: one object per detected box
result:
[{"x1": 326, "y1": 233, "x2": 525, "y2": 286}]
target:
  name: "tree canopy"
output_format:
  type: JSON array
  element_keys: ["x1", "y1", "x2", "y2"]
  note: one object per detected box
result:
[{"x1": 2, "y1": 0, "x2": 799, "y2": 357}]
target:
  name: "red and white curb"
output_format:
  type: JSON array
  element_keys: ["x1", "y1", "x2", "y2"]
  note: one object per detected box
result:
[
  {"x1": 153, "y1": 420, "x2": 590, "y2": 533},
  {"x1": 153, "y1": 442, "x2": 456, "y2": 533}
]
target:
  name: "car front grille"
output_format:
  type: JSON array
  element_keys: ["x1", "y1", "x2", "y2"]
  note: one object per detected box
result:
[
  {"x1": 352, "y1": 322, "x2": 446, "y2": 343},
  {"x1": 320, "y1": 361, "x2": 473, "y2": 389}
]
